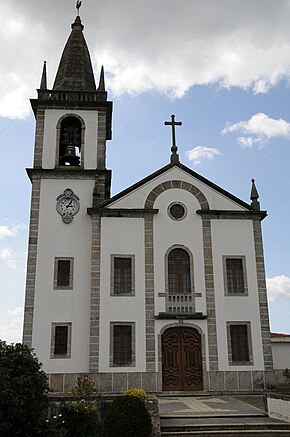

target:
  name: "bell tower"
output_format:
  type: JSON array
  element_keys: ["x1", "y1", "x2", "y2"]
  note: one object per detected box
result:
[{"x1": 23, "y1": 14, "x2": 112, "y2": 382}]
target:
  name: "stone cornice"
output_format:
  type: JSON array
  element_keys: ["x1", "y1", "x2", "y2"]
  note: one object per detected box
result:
[
  {"x1": 196, "y1": 209, "x2": 267, "y2": 221},
  {"x1": 155, "y1": 312, "x2": 207, "y2": 320},
  {"x1": 87, "y1": 208, "x2": 159, "y2": 217},
  {"x1": 26, "y1": 168, "x2": 111, "y2": 181}
]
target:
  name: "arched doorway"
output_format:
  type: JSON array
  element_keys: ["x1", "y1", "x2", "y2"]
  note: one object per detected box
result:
[{"x1": 162, "y1": 327, "x2": 203, "y2": 391}]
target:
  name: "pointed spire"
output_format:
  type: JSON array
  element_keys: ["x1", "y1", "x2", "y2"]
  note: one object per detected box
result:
[
  {"x1": 250, "y1": 178, "x2": 260, "y2": 211},
  {"x1": 40, "y1": 61, "x2": 47, "y2": 90},
  {"x1": 53, "y1": 16, "x2": 96, "y2": 92},
  {"x1": 97, "y1": 66, "x2": 106, "y2": 92}
]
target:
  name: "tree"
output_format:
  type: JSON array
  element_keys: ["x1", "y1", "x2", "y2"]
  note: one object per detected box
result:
[{"x1": 0, "y1": 341, "x2": 49, "y2": 437}]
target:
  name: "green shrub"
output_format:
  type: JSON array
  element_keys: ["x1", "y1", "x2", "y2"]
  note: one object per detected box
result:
[
  {"x1": 0, "y1": 341, "x2": 49, "y2": 437},
  {"x1": 125, "y1": 388, "x2": 147, "y2": 401},
  {"x1": 103, "y1": 395, "x2": 152, "y2": 437},
  {"x1": 72, "y1": 375, "x2": 99, "y2": 404},
  {"x1": 62, "y1": 400, "x2": 100, "y2": 437}
]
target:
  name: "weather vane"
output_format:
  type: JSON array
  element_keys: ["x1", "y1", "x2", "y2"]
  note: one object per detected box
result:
[{"x1": 76, "y1": 0, "x2": 82, "y2": 16}]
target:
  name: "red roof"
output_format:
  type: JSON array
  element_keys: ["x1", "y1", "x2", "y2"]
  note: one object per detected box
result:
[{"x1": 271, "y1": 333, "x2": 290, "y2": 337}]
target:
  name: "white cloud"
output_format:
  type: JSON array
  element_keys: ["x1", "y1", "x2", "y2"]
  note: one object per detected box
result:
[
  {"x1": 0, "y1": 223, "x2": 26, "y2": 240},
  {"x1": 2, "y1": 1, "x2": 290, "y2": 118},
  {"x1": 0, "y1": 248, "x2": 17, "y2": 269},
  {"x1": 267, "y1": 275, "x2": 290, "y2": 302},
  {"x1": 222, "y1": 113, "x2": 290, "y2": 147},
  {"x1": 186, "y1": 146, "x2": 221, "y2": 165},
  {"x1": 0, "y1": 307, "x2": 23, "y2": 344}
]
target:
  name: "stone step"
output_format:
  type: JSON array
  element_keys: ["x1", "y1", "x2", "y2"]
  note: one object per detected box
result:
[
  {"x1": 161, "y1": 431, "x2": 290, "y2": 436},
  {"x1": 160, "y1": 416, "x2": 290, "y2": 436}
]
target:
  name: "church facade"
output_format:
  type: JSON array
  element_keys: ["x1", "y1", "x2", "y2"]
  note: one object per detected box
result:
[{"x1": 23, "y1": 15, "x2": 275, "y2": 393}]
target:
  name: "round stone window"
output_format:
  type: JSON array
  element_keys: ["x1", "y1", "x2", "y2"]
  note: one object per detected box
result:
[{"x1": 168, "y1": 202, "x2": 187, "y2": 220}]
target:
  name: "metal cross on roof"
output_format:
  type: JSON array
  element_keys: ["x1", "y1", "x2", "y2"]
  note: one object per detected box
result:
[{"x1": 164, "y1": 114, "x2": 182, "y2": 164}]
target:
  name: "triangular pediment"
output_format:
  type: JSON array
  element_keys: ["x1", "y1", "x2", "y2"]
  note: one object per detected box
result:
[{"x1": 97, "y1": 162, "x2": 253, "y2": 212}]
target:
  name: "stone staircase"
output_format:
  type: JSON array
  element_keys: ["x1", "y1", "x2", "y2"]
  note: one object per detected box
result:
[{"x1": 160, "y1": 415, "x2": 290, "y2": 436}]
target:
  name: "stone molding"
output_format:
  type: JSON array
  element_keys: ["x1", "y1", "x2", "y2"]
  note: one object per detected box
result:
[
  {"x1": 253, "y1": 219, "x2": 274, "y2": 372},
  {"x1": 22, "y1": 179, "x2": 41, "y2": 347},
  {"x1": 144, "y1": 215, "x2": 156, "y2": 372},
  {"x1": 197, "y1": 210, "x2": 267, "y2": 220},
  {"x1": 33, "y1": 108, "x2": 45, "y2": 168},
  {"x1": 55, "y1": 113, "x2": 86, "y2": 168},
  {"x1": 89, "y1": 215, "x2": 101, "y2": 372},
  {"x1": 144, "y1": 180, "x2": 209, "y2": 210}
]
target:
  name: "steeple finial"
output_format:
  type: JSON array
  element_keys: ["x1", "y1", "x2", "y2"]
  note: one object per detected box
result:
[
  {"x1": 164, "y1": 114, "x2": 182, "y2": 164},
  {"x1": 40, "y1": 61, "x2": 47, "y2": 90},
  {"x1": 76, "y1": 1, "x2": 82, "y2": 16},
  {"x1": 97, "y1": 66, "x2": 106, "y2": 92},
  {"x1": 250, "y1": 178, "x2": 260, "y2": 211}
]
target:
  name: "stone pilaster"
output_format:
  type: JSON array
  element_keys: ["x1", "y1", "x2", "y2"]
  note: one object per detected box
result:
[
  {"x1": 89, "y1": 215, "x2": 101, "y2": 371},
  {"x1": 202, "y1": 218, "x2": 218, "y2": 371},
  {"x1": 144, "y1": 215, "x2": 156, "y2": 372},
  {"x1": 33, "y1": 109, "x2": 45, "y2": 168},
  {"x1": 22, "y1": 179, "x2": 41, "y2": 347},
  {"x1": 97, "y1": 111, "x2": 107, "y2": 170},
  {"x1": 253, "y1": 219, "x2": 274, "y2": 371}
]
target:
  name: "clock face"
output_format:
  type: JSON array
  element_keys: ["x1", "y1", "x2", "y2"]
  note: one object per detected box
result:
[
  {"x1": 56, "y1": 189, "x2": 80, "y2": 223},
  {"x1": 59, "y1": 197, "x2": 78, "y2": 214}
]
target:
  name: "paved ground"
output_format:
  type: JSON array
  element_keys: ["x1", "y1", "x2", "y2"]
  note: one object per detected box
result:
[{"x1": 158, "y1": 395, "x2": 266, "y2": 417}]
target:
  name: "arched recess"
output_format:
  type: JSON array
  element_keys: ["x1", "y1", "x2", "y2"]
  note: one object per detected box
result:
[
  {"x1": 164, "y1": 244, "x2": 195, "y2": 314},
  {"x1": 56, "y1": 113, "x2": 86, "y2": 167},
  {"x1": 145, "y1": 180, "x2": 209, "y2": 210},
  {"x1": 158, "y1": 322, "x2": 206, "y2": 391}
]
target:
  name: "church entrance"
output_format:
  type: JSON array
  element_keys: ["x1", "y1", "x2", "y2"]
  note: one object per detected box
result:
[{"x1": 162, "y1": 327, "x2": 203, "y2": 391}]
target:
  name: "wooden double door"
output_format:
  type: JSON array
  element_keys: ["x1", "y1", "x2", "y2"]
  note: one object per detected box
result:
[{"x1": 162, "y1": 327, "x2": 203, "y2": 391}]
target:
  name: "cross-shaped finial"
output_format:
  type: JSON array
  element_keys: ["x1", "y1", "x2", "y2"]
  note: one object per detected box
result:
[{"x1": 164, "y1": 114, "x2": 182, "y2": 164}]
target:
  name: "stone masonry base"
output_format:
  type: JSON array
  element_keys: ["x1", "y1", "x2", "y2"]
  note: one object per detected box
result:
[{"x1": 49, "y1": 370, "x2": 276, "y2": 394}]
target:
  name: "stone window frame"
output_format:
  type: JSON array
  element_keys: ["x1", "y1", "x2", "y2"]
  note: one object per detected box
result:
[
  {"x1": 110, "y1": 254, "x2": 135, "y2": 296},
  {"x1": 226, "y1": 321, "x2": 253, "y2": 366},
  {"x1": 55, "y1": 113, "x2": 86, "y2": 169},
  {"x1": 109, "y1": 321, "x2": 136, "y2": 368},
  {"x1": 53, "y1": 257, "x2": 74, "y2": 290},
  {"x1": 165, "y1": 245, "x2": 195, "y2": 295},
  {"x1": 50, "y1": 322, "x2": 72, "y2": 359},
  {"x1": 223, "y1": 255, "x2": 248, "y2": 296},
  {"x1": 164, "y1": 245, "x2": 195, "y2": 313},
  {"x1": 167, "y1": 201, "x2": 187, "y2": 221}
]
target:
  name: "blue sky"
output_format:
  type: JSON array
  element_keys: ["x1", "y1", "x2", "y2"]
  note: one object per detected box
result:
[{"x1": 0, "y1": 0, "x2": 290, "y2": 342}]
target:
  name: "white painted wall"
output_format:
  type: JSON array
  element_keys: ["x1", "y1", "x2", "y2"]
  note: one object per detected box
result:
[
  {"x1": 42, "y1": 109, "x2": 98, "y2": 169},
  {"x1": 272, "y1": 338, "x2": 290, "y2": 369},
  {"x1": 32, "y1": 178, "x2": 94, "y2": 373},
  {"x1": 211, "y1": 219, "x2": 264, "y2": 370},
  {"x1": 99, "y1": 217, "x2": 146, "y2": 372}
]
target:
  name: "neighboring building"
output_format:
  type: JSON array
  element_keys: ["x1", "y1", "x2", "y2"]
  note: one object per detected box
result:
[
  {"x1": 271, "y1": 333, "x2": 290, "y2": 387},
  {"x1": 23, "y1": 15, "x2": 275, "y2": 393}
]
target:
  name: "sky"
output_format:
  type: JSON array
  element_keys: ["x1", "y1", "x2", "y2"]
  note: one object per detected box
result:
[{"x1": 0, "y1": 0, "x2": 290, "y2": 343}]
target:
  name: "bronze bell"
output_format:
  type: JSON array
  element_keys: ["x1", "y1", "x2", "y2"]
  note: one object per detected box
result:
[{"x1": 62, "y1": 143, "x2": 80, "y2": 166}]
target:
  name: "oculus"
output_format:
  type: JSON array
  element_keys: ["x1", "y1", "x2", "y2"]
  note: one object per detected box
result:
[{"x1": 168, "y1": 202, "x2": 186, "y2": 220}]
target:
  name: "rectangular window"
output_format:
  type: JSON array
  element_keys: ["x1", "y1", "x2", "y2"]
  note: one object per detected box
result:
[
  {"x1": 50, "y1": 322, "x2": 72, "y2": 358},
  {"x1": 54, "y1": 257, "x2": 74, "y2": 289},
  {"x1": 227, "y1": 322, "x2": 253, "y2": 365},
  {"x1": 110, "y1": 255, "x2": 135, "y2": 295},
  {"x1": 113, "y1": 325, "x2": 132, "y2": 365},
  {"x1": 223, "y1": 256, "x2": 248, "y2": 295},
  {"x1": 54, "y1": 326, "x2": 68, "y2": 355},
  {"x1": 57, "y1": 260, "x2": 70, "y2": 286},
  {"x1": 110, "y1": 322, "x2": 135, "y2": 367}
]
